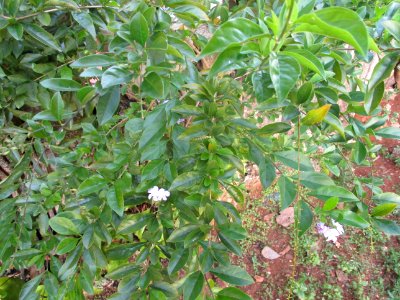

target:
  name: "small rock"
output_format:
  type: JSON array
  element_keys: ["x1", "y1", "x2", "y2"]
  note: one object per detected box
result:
[
  {"x1": 279, "y1": 245, "x2": 291, "y2": 256},
  {"x1": 254, "y1": 275, "x2": 265, "y2": 283},
  {"x1": 261, "y1": 246, "x2": 281, "y2": 260},
  {"x1": 276, "y1": 207, "x2": 295, "y2": 227},
  {"x1": 263, "y1": 213, "x2": 275, "y2": 223}
]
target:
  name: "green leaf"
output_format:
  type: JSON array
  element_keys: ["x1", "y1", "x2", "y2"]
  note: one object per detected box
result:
[
  {"x1": 139, "y1": 107, "x2": 166, "y2": 150},
  {"x1": 298, "y1": 200, "x2": 313, "y2": 236},
  {"x1": 50, "y1": 92, "x2": 64, "y2": 121},
  {"x1": 383, "y1": 20, "x2": 400, "y2": 41},
  {"x1": 324, "y1": 112, "x2": 345, "y2": 138},
  {"x1": 141, "y1": 72, "x2": 165, "y2": 98},
  {"x1": 117, "y1": 213, "x2": 153, "y2": 234},
  {"x1": 295, "y1": 7, "x2": 368, "y2": 56},
  {"x1": 78, "y1": 175, "x2": 107, "y2": 196},
  {"x1": 19, "y1": 274, "x2": 43, "y2": 300},
  {"x1": 97, "y1": 86, "x2": 120, "y2": 125},
  {"x1": 7, "y1": 23, "x2": 23, "y2": 40},
  {"x1": 372, "y1": 192, "x2": 400, "y2": 205},
  {"x1": 167, "y1": 225, "x2": 201, "y2": 242},
  {"x1": 210, "y1": 265, "x2": 254, "y2": 286},
  {"x1": 282, "y1": 49, "x2": 326, "y2": 78},
  {"x1": 258, "y1": 122, "x2": 291, "y2": 135},
  {"x1": 24, "y1": 23, "x2": 62, "y2": 52},
  {"x1": 372, "y1": 219, "x2": 400, "y2": 236},
  {"x1": 375, "y1": 127, "x2": 400, "y2": 140},
  {"x1": 218, "y1": 223, "x2": 247, "y2": 240},
  {"x1": 365, "y1": 51, "x2": 400, "y2": 112},
  {"x1": 106, "y1": 264, "x2": 140, "y2": 280},
  {"x1": 216, "y1": 287, "x2": 252, "y2": 300},
  {"x1": 209, "y1": 45, "x2": 247, "y2": 77},
  {"x1": 56, "y1": 237, "x2": 79, "y2": 255},
  {"x1": 371, "y1": 203, "x2": 397, "y2": 217},
  {"x1": 298, "y1": 171, "x2": 335, "y2": 190},
  {"x1": 365, "y1": 81, "x2": 384, "y2": 114},
  {"x1": 183, "y1": 271, "x2": 204, "y2": 300},
  {"x1": 106, "y1": 242, "x2": 146, "y2": 260},
  {"x1": 270, "y1": 53, "x2": 300, "y2": 101},
  {"x1": 352, "y1": 141, "x2": 367, "y2": 165},
  {"x1": 170, "y1": 171, "x2": 203, "y2": 191},
  {"x1": 218, "y1": 232, "x2": 242, "y2": 256},
  {"x1": 40, "y1": 78, "x2": 81, "y2": 91},
  {"x1": 151, "y1": 282, "x2": 178, "y2": 299},
  {"x1": 278, "y1": 176, "x2": 296, "y2": 210},
  {"x1": 274, "y1": 150, "x2": 314, "y2": 171},
  {"x1": 168, "y1": 248, "x2": 189, "y2": 275},
  {"x1": 101, "y1": 66, "x2": 132, "y2": 89},
  {"x1": 200, "y1": 18, "x2": 264, "y2": 56},
  {"x1": 172, "y1": 104, "x2": 203, "y2": 116},
  {"x1": 106, "y1": 188, "x2": 124, "y2": 217},
  {"x1": 0, "y1": 148, "x2": 32, "y2": 189},
  {"x1": 310, "y1": 185, "x2": 358, "y2": 202},
  {"x1": 58, "y1": 243, "x2": 83, "y2": 281},
  {"x1": 341, "y1": 211, "x2": 369, "y2": 228},
  {"x1": 296, "y1": 82, "x2": 314, "y2": 104},
  {"x1": 70, "y1": 54, "x2": 116, "y2": 68},
  {"x1": 301, "y1": 104, "x2": 331, "y2": 125},
  {"x1": 72, "y1": 11, "x2": 96, "y2": 39},
  {"x1": 130, "y1": 12, "x2": 149, "y2": 46},
  {"x1": 323, "y1": 197, "x2": 339, "y2": 211},
  {"x1": 49, "y1": 216, "x2": 80, "y2": 235}
]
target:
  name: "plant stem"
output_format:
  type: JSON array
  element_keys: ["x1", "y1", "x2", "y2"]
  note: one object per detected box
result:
[{"x1": 272, "y1": 0, "x2": 295, "y2": 52}]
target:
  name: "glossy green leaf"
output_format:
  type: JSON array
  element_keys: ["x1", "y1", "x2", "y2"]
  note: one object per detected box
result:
[
  {"x1": 56, "y1": 237, "x2": 79, "y2": 255},
  {"x1": 151, "y1": 282, "x2": 178, "y2": 299},
  {"x1": 49, "y1": 216, "x2": 79, "y2": 235},
  {"x1": 365, "y1": 81, "x2": 384, "y2": 114},
  {"x1": 278, "y1": 176, "x2": 296, "y2": 210},
  {"x1": 168, "y1": 248, "x2": 189, "y2": 275},
  {"x1": 106, "y1": 264, "x2": 140, "y2": 280},
  {"x1": 101, "y1": 66, "x2": 132, "y2": 89},
  {"x1": 274, "y1": 150, "x2": 314, "y2": 171},
  {"x1": 372, "y1": 192, "x2": 400, "y2": 205},
  {"x1": 323, "y1": 197, "x2": 339, "y2": 211},
  {"x1": 97, "y1": 86, "x2": 120, "y2": 125},
  {"x1": 372, "y1": 219, "x2": 400, "y2": 236},
  {"x1": 170, "y1": 171, "x2": 203, "y2": 191},
  {"x1": 282, "y1": 49, "x2": 325, "y2": 78},
  {"x1": 210, "y1": 265, "x2": 254, "y2": 286},
  {"x1": 324, "y1": 112, "x2": 345, "y2": 138},
  {"x1": 298, "y1": 200, "x2": 313, "y2": 236},
  {"x1": 167, "y1": 225, "x2": 201, "y2": 242},
  {"x1": 130, "y1": 12, "x2": 149, "y2": 46},
  {"x1": 106, "y1": 243, "x2": 146, "y2": 260},
  {"x1": 352, "y1": 141, "x2": 367, "y2": 165},
  {"x1": 270, "y1": 53, "x2": 300, "y2": 101},
  {"x1": 24, "y1": 23, "x2": 62, "y2": 52},
  {"x1": 58, "y1": 243, "x2": 83, "y2": 281},
  {"x1": 201, "y1": 18, "x2": 264, "y2": 56},
  {"x1": 7, "y1": 23, "x2": 23, "y2": 40},
  {"x1": 40, "y1": 78, "x2": 81, "y2": 91},
  {"x1": 296, "y1": 82, "x2": 314, "y2": 104},
  {"x1": 0, "y1": 148, "x2": 32, "y2": 189},
  {"x1": 71, "y1": 54, "x2": 116, "y2": 68},
  {"x1": 375, "y1": 127, "x2": 400, "y2": 140},
  {"x1": 78, "y1": 175, "x2": 107, "y2": 196},
  {"x1": 298, "y1": 171, "x2": 335, "y2": 190},
  {"x1": 295, "y1": 7, "x2": 368, "y2": 56},
  {"x1": 19, "y1": 274, "x2": 43, "y2": 300},
  {"x1": 183, "y1": 271, "x2": 204, "y2": 300},
  {"x1": 371, "y1": 203, "x2": 397, "y2": 217},
  {"x1": 72, "y1": 11, "x2": 96, "y2": 39},
  {"x1": 310, "y1": 185, "x2": 358, "y2": 202},
  {"x1": 340, "y1": 211, "x2": 369, "y2": 228},
  {"x1": 117, "y1": 213, "x2": 153, "y2": 234},
  {"x1": 218, "y1": 232, "x2": 242, "y2": 256},
  {"x1": 258, "y1": 122, "x2": 291, "y2": 135},
  {"x1": 383, "y1": 20, "x2": 400, "y2": 41},
  {"x1": 50, "y1": 92, "x2": 64, "y2": 121},
  {"x1": 138, "y1": 107, "x2": 166, "y2": 150},
  {"x1": 216, "y1": 287, "x2": 252, "y2": 300},
  {"x1": 141, "y1": 72, "x2": 165, "y2": 98},
  {"x1": 209, "y1": 45, "x2": 247, "y2": 77}
]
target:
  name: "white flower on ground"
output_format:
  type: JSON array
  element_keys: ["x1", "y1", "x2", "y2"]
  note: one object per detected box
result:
[
  {"x1": 148, "y1": 186, "x2": 170, "y2": 202},
  {"x1": 316, "y1": 221, "x2": 344, "y2": 243}
]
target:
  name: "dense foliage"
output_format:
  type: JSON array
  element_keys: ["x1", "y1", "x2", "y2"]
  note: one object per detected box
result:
[{"x1": 0, "y1": 0, "x2": 399, "y2": 299}]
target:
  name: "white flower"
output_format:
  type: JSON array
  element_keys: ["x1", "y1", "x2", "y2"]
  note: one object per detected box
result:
[
  {"x1": 148, "y1": 186, "x2": 170, "y2": 202},
  {"x1": 316, "y1": 220, "x2": 344, "y2": 243}
]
